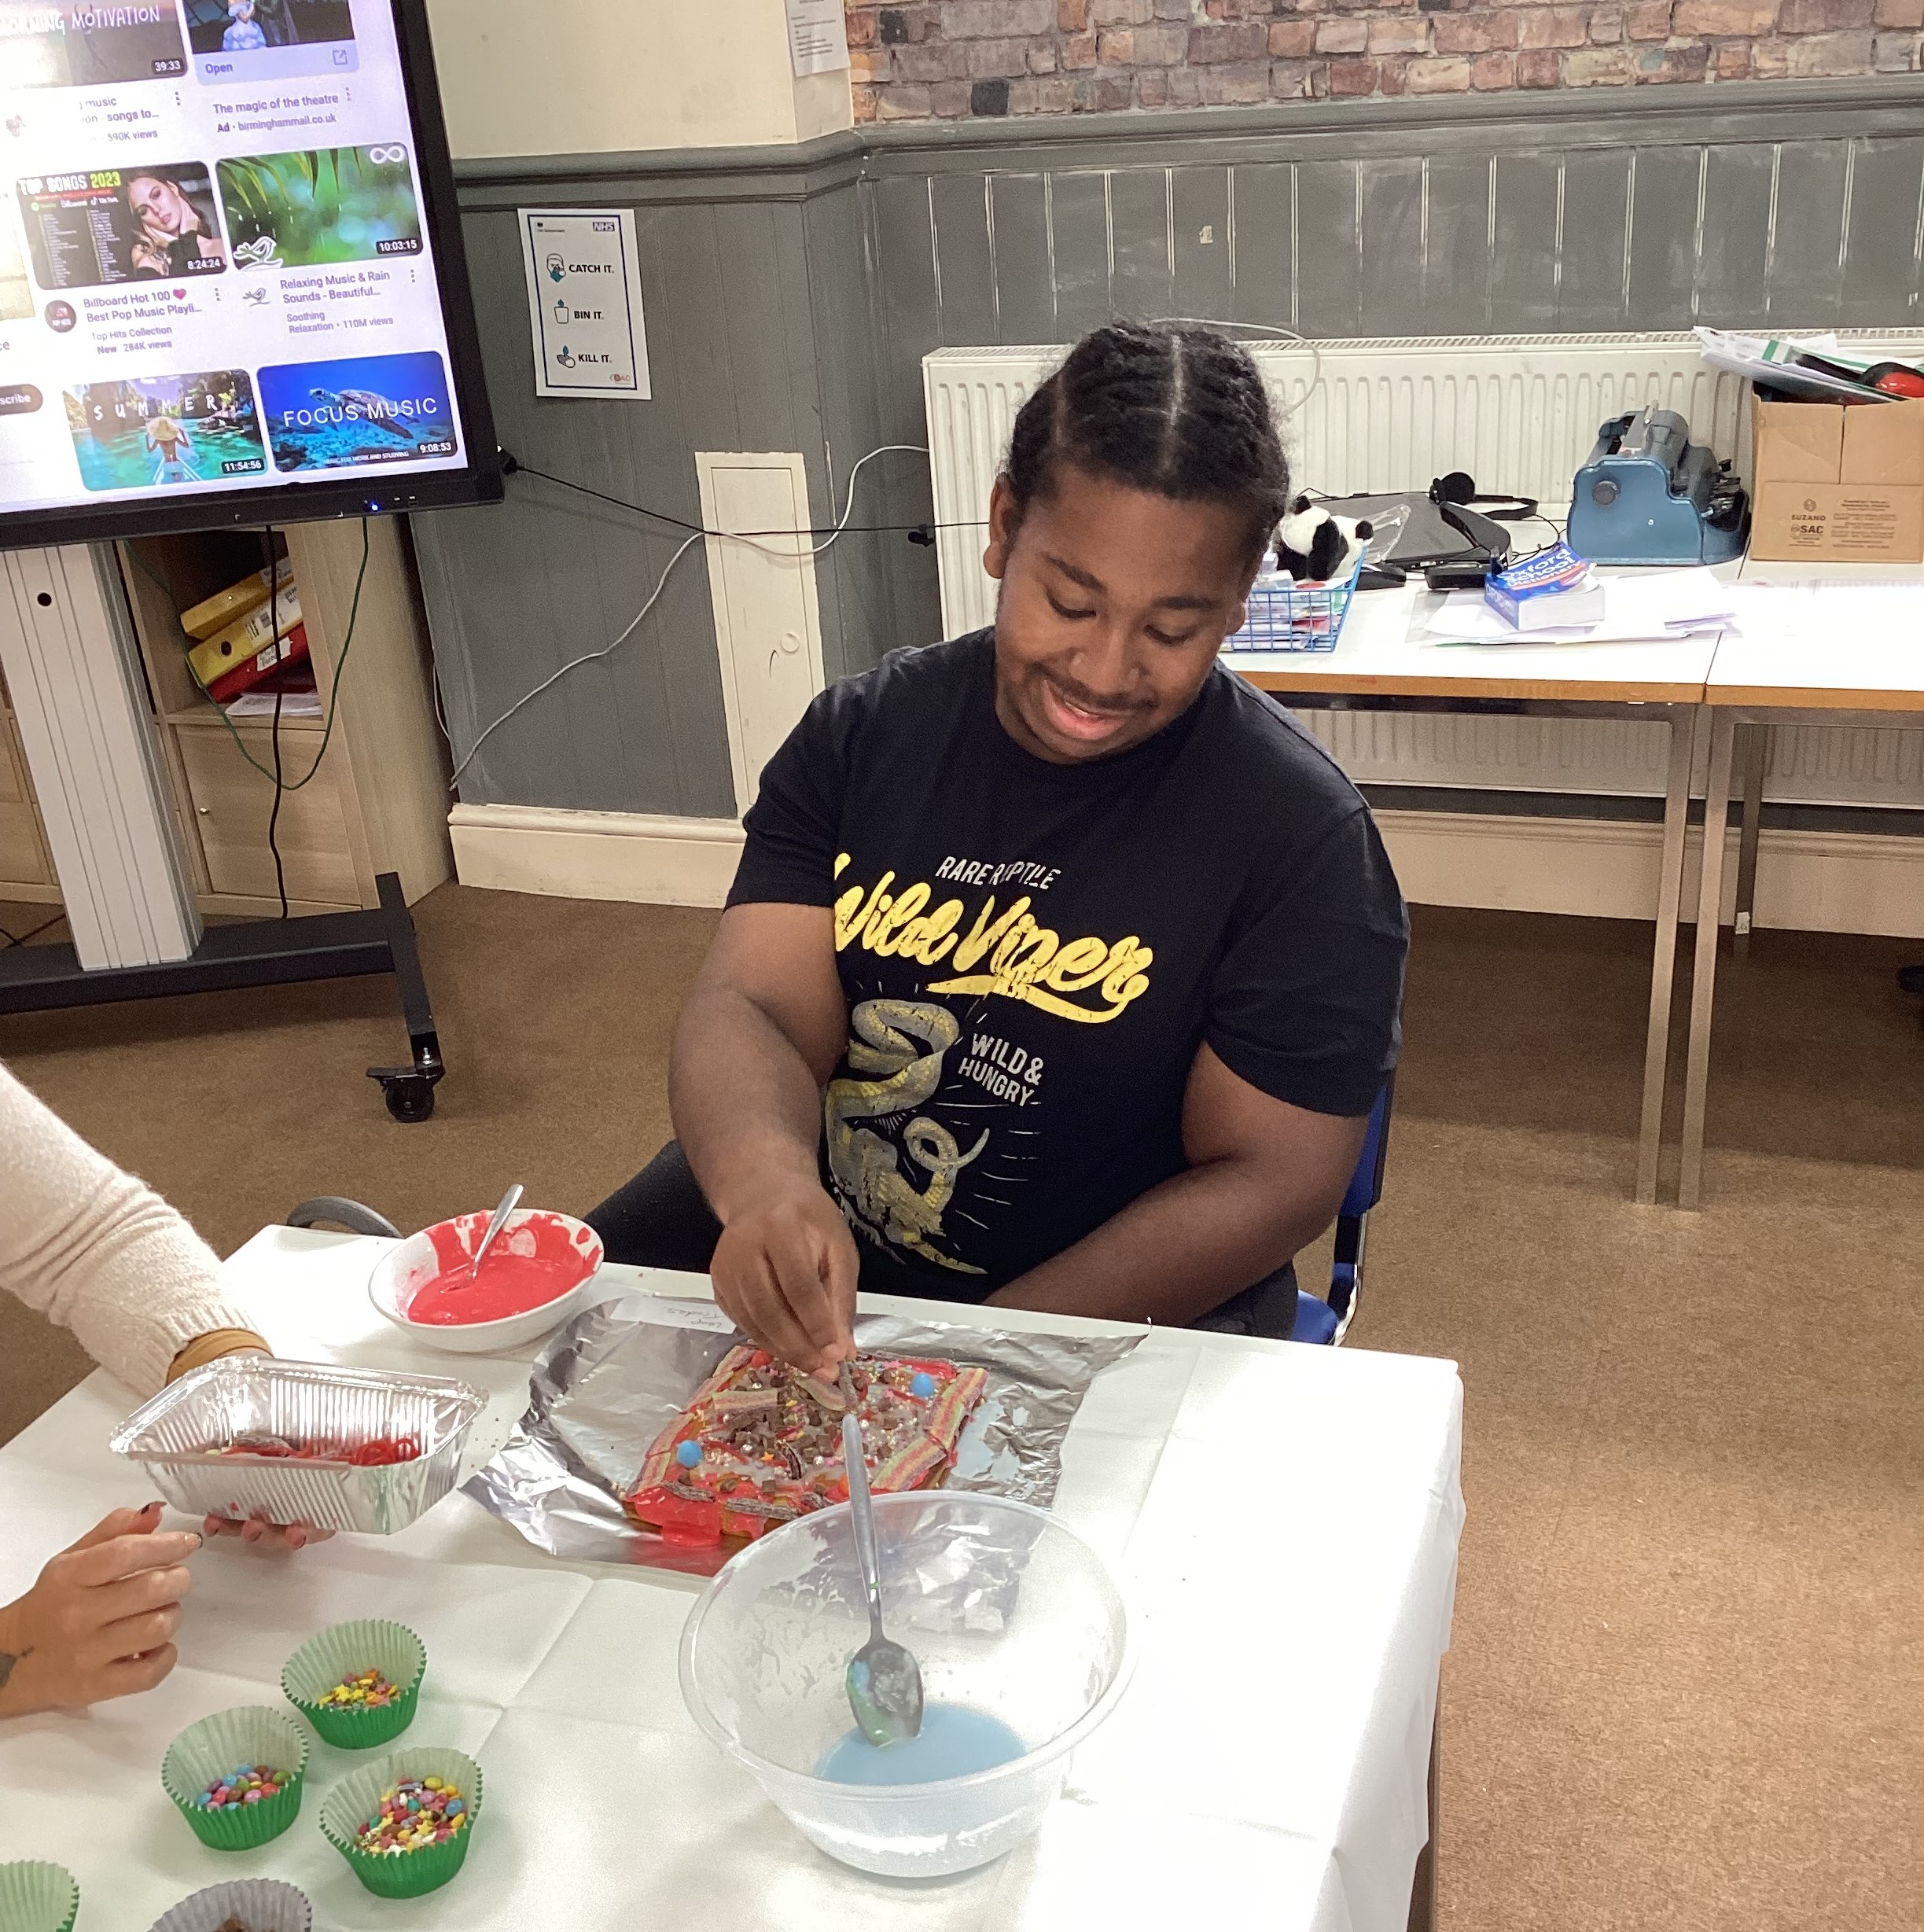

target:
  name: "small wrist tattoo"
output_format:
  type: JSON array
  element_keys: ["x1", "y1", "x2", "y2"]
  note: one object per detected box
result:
[{"x1": 0, "y1": 1647, "x2": 28, "y2": 1691}]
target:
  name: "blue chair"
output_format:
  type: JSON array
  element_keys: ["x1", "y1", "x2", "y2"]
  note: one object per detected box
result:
[{"x1": 1290, "y1": 1079, "x2": 1394, "y2": 1346}]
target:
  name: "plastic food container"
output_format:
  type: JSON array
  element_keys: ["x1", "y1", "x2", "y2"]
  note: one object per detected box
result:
[
  {"x1": 0, "y1": 1863, "x2": 78, "y2": 1932},
  {"x1": 109, "y1": 1357, "x2": 487, "y2": 1536},
  {"x1": 368, "y1": 1209, "x2": 604, "y2": 1355},
  {"x1": 160, "y1": 1706, "x2": 309, "y2": 1852},
  {"x1": 318, "y1": 1746, "x2": 484, "y2": 1899},
  {"x1": 145, "y1": 1879, "x2": 311, "y2": 1932},
  {"x1": 679, "y1": 1492, "x2": 1132, "y2": 1877}
]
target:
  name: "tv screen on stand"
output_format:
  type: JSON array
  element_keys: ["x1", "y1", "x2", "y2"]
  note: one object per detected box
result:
[{"x1": 0, "y1": 0, "x2": 500, "y2": 550}]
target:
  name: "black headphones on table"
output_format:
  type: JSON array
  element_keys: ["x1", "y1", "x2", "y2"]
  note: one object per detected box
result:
[{"x1": 1420, "y1": 473, "x2": 1540, "y2": 588}]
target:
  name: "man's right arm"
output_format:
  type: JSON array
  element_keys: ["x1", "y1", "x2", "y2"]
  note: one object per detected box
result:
[{"x1": 669, "y1": 901, "x2": 858, "y2": 1375}]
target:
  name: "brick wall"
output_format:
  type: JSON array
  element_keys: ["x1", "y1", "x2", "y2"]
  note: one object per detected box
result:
[{"x1": 845, "y1": 0, "x2": 1924, "y2": 119}]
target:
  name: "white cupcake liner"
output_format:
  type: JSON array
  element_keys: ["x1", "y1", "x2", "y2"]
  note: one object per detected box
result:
[
  {"x1": 318, "y1": 1744, "x2": 484, "y2": 1851},
  {"x1": 280, "y1": 1619, "x2": 425, "y2": 1706},
  {"x1": 0, "y1": 1863, "x2": 78, "y2": 1932},
  {"x1": 145, "y1": 1879, "x2": 311, "y2": 1932},
  {"x1": 160, "y1": 1705, "x2": 310, "y2": 1807}
]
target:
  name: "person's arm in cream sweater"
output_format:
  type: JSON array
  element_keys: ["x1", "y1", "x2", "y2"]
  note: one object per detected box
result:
[{"x1": 0, "y1": 1059, "x2": 266, "y2": 1394}]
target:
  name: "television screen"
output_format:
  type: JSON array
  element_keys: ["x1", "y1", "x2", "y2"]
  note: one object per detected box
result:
[{"x1": 0, "y1": 0, "x2": 499, "y2": 550}]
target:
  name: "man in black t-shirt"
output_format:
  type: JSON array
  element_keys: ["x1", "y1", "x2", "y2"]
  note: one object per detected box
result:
[{"x1": 587, "y1": 324, "x2": 1407, "y2": 1371}]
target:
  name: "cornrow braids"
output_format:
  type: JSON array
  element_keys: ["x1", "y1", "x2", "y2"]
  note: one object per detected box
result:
[{"x1": 1002, "y1": 323, "x2": 1291, "y2": 563}]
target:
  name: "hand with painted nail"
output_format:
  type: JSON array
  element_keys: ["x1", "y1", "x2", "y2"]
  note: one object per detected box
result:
[
  {"x1": 199, "y1": 1513, "x2": 334, "y2": 1551},
  {"x1": 0, "y1": 1503, "x2": 200, "y2": 1717}
]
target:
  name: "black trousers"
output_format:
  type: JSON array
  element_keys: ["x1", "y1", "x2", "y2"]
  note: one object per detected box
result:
[{"x1": 584, "y1": 1142, "x2": 1303, "y2": 1341}]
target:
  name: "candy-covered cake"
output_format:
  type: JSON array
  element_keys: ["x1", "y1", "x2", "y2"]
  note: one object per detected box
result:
[{"x1": 624, "y1": 1349, "x2": 988, "y2": 1547}]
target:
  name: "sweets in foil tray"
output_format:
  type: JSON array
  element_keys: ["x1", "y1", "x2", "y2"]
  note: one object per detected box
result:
[
  {"x1": 111, "y1": 1357, "x2": 486, "y2": 1536},
  {"x1": 624, "y1": 1348, "x2": 989, "y2": 1547}
]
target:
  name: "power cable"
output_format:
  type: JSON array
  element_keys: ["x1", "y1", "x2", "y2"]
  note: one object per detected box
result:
[{"x1": 449, "y1": 444, "x2": 930, "y2": 789}]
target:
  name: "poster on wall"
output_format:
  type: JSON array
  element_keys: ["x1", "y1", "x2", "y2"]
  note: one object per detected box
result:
[
  {"x1": 785, "y1": 0, "x2": 851, "y2": 77},
  {"x1": 517, "y1": 208, "x2": 651, "y2": 401}
]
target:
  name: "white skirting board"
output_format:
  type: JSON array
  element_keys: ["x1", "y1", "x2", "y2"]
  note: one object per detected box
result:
[
  {"x1": 1374, "y1": 809, "x2": 1924, "y2": 939},
  {"x1": 451, "y1": 800, "x2": 1924, "y2": 937},
  {"x1": 449, "y1": 802, "x2": 745, "y2": 907}
]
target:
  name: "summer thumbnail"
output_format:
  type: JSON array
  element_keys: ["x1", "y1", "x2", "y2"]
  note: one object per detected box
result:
[{"x1": 63, "y1": 372, "x2": 266, "y2": 491}]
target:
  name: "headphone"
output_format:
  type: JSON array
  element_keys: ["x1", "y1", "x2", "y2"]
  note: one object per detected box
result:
[{"x1": 1428, "y1": 472, "x2": 1539, "y2": 521}]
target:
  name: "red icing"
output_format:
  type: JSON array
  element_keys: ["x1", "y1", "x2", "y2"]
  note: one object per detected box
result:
[{"x1": 405, "y1": 1210, "x2": 595, "y2": 1326}]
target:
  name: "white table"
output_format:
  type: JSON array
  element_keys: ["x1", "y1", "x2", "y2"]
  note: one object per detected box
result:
[
  {"x1": 1227, "y1": 578, "x2": 1722, "y2": 1204},
  {"x1": 0, "y1": 1229, "x2": 1464, "y2": 1932},
  {"x1": 1679, "y1": 565, "x2": 1924, "y2": 1205}
]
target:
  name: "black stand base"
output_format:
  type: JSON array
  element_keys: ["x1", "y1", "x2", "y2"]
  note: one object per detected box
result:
[{"x1": 0, "y1": 870, "x2": 445, "y2": 1123}]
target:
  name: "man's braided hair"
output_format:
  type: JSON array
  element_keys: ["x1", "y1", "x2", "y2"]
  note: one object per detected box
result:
[{"x1": 1002, "y1": 322, "x2": 1291, "y2": 565}]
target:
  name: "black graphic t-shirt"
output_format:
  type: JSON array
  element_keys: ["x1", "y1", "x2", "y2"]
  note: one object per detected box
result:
[{"x1": 728, "y1": 630, "x2": 1408, "y2": 1305}]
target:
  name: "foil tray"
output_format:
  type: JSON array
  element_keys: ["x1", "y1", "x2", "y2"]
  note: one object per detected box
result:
[{"x1": 109, "y1": 1356, "x2": 487, "y2": 1535}]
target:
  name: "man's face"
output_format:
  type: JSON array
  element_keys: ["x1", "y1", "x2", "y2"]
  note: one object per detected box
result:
[
  {"x1": 983, "y1": 463, "x2": 1259, "y2": 765},
  {"x1": 127, "y1": 177, "x2": 187, "y2": 237}
]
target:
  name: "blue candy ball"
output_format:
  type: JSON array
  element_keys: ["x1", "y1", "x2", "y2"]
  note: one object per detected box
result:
[
  {"x1": 910, "y1": 1372, "x2": 936, "y2": 1399},
  {"x1": 675, "y1": 1440, "x2": 703, "y2": 1468}
]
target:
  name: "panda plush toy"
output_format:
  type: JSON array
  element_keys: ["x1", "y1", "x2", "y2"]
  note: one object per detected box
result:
[{"x1": 1272, "y1": 495, "x2": 1373, "y2": 584}]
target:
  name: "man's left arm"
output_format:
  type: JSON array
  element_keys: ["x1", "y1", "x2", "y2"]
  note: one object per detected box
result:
[
  {"x1": 987, "y1": 1043, "x2": 1367, "y2": 1326},
  {"x1": 991, "y1": 797, "x2": 1404, "y2": 1327}
]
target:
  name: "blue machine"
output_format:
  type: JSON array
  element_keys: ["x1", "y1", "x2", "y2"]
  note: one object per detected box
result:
[{"x1": 1567, "y1": 406, "x2": 1749, "y2": 565}]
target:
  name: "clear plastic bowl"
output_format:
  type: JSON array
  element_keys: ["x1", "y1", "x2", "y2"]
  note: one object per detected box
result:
[{"x1": 679, "y1": 1492, "x2": 1131, "y2": 1878}]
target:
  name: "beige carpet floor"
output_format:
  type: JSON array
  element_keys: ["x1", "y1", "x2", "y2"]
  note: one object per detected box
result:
[{"x1": 3, "y1": 886, "x2": 1921, "y2": 1930}]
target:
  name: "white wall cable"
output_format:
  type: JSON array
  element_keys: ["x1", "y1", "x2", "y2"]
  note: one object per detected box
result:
[{"x1": 447, "y1": 444, "x2": 929, "y2": 790}]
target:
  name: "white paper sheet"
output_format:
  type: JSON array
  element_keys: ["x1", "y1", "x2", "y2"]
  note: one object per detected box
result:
[{"x1": 786, "y1": 0, "x2": 852, "y2": 75}]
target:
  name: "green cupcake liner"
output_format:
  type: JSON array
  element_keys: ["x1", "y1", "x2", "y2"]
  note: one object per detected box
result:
[
  {"x1": 0, "y1": 1862, "x2": 79, "y2": 1932},
  {"x1": 318, "y1": 1746, "x2": 483, "y2": 1900},
  {"x1": 280, "y1": 1619, "x2": 425, "y2": 1750},
  {"x1": 160, "y1": 1706, "x2": 308, "y2": 1852}
]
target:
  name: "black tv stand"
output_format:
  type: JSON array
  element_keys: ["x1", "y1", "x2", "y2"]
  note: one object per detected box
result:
[{"x1": 0, "y1": 870, "x2": 443, "y2": 1122}]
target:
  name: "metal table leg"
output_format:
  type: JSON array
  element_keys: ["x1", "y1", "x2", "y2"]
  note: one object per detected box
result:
[
  {"x1": 1636, "y1": 705, "x2": 1700, "y2": 1205},
  {"x1": 1732, "y1": 723, "x2": 1769, "y2": 962},
  {"x1": 1679, "y1": 710, "x2": 1738, "y2": 1210}
]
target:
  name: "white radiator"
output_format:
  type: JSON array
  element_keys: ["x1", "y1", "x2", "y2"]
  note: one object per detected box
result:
[{"x1": 922, "y1": 331, "x2": 1924, "y2": 811}]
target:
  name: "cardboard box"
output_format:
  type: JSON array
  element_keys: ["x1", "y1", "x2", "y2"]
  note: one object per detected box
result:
[{"x1": 1750, "y1": 396, "x2": 1924, "y2": 563}]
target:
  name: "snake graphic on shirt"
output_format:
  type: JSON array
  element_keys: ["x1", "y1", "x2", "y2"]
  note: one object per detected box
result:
[{"x1": 825, "y1": 999, "x2": 988, "y2": 1274}]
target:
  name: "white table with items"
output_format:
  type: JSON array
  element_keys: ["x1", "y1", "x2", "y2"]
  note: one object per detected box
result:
[
  {"x1": 0, "y1": 1227, "x2": 1464, "y2": 1932},
  {"x1": 1226, "y1": 573, "x2": 1725, "y2": 1205}
]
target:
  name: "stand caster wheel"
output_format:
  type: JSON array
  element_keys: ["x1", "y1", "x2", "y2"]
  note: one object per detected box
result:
[{"x1": 368, "y1": 1064, "x2": 442, "y2": 1123}]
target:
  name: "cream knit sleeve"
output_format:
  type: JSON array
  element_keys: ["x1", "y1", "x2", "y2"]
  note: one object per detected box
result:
[{"x1": 0, "y1": 1060, "x2": 259, "y2": 1397}]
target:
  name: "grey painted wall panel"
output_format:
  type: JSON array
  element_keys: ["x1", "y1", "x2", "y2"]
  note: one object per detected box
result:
[
  {"x1": 1423, "y1": 156, "x2": 1495, "y2": 337},
  {"x1": 1358, "y1": 157, "x2": 1426, "y2": 337},
  {"x1": 1695, "y1": 143, "x2": 1774, "y2": 327},
  {"x1": 1556, "y1": 149, "x2": 1632, "y2": 332},
  {"x1": 416, "y1": 204, "x2": 739, "y2": 816},
  {"x1": 931, "y1": 174, "x2": 998, "y2": 344},
  {"x1": 1295, "y1": 160, "x2": 1359, "y2": 337},
  {"x1": 804, "y1": 182, "x2": 899, "y2": 680},
  {"x1": 1491, "y1": 154, "x2": 1562, "y2": 332},
  {"x1": 1767, "y1": 142, "x2": 1849, "y2": 326},
  {"x1": 418, "y1": 90, "x2": 1924, "y2": 820},
  {"x1": 1231, "y1": 163, "x2": 1294, "y2": 332},
  {"x1": 991, "y1": 174, "x2": 1055, "y2": 344},
  {"x1": 870, "y1": 174, "x2": 941, "y2": 438},
  {"x1": 1049, "y1": 171, "x2": 1113, "y2": 337},
  {"x1": 1838, "y1": 137, "x2": 1924, "y2": 326},
  {"x1": 1109, "y1": 166, "x2": 1174, "y2": 322},
  {"x1": 1172, "y1": 164, "x2": 1234, "y2": 326},
  {"x1": 1626, "y1": 147, "x2": 1701, "y2": 329}
]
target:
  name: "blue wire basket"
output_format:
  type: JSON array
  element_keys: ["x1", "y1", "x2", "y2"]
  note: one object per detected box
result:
[{"x1": 1227, "y1": 559, "x2": 1362, "y2": 653}]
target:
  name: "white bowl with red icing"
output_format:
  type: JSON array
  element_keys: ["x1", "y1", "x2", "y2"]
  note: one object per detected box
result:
[{"x1": 368, "y1": 1209, "x2": 605, "y2": 1355}]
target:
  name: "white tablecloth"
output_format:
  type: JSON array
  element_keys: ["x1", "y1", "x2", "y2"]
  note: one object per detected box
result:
[{"x1": 0, "y1": 1228, "x2": 1463, "y2": 1932}]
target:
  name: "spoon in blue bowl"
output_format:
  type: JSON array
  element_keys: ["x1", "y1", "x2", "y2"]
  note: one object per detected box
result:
[{"x1": 839, "y1": 1360, "x2": 924, "y2": 1747}]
